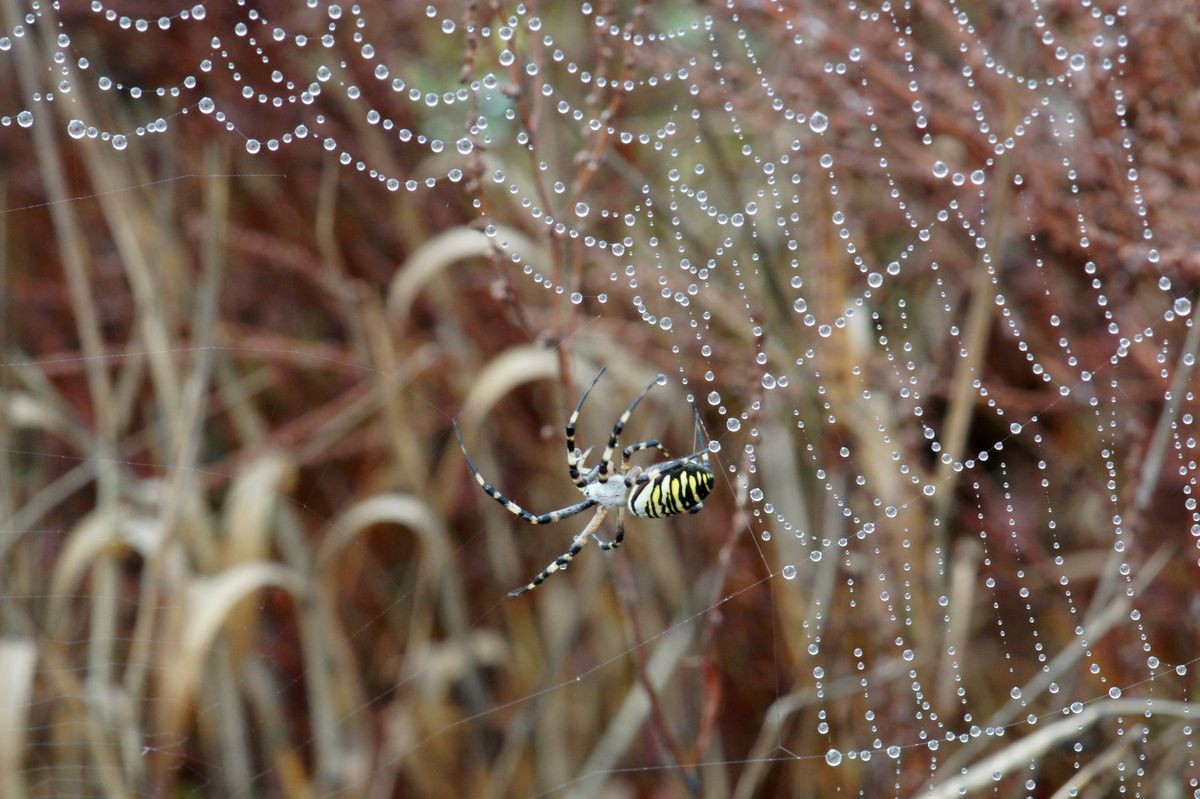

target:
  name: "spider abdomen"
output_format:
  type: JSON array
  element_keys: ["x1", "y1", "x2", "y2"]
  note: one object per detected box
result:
[{"x1": 628, "y1": 464, "x2": 714, "y2": 519}]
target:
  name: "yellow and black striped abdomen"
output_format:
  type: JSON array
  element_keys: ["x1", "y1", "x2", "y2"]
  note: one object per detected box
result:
[{"x1": 628, "y1": 463, "x2": 714, "y2": 519}]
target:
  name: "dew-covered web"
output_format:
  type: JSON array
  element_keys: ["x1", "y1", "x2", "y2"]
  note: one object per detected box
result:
[{"x1": 2, "y1": 0, "x2": 1199, "y2": 797}]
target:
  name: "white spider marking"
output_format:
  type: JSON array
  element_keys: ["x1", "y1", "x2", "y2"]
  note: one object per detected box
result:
[{"x1": 583, "y1": 478, "x2": 628, "y2": 508}]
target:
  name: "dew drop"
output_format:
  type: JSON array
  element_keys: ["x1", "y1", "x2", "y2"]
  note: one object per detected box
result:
[
  {"x1": 245, "y1": 139, "x2": 261, "y2": 154},
  {"x1": 17, "y1": 110, "x2": 33, "y2": 128},
  {"x1": 574, "y1": 202, "x2": 590, "y2": 217},
  {"x1": 761, "y1": 373, "x2": 776, "y2": 389},
  {"x1": 726, "y1": 418, "x2": 741, "y2": 432},
  {"x1": 67, "y1": 119, "x2": 86, "y2": 139},
  {"x1": 809, "y1": 111, "x2": 828, "y2": 133},
  {"x1": 781, "y1": 564, "x2": 797, "y2": 580},
  {"x1": 932, "y1": 160, "x2": 949, "y2": 178},
  {"x1": 810, "y1": 550, "x2": 822, "y2": 562},
  {"x1": 825, "y1": 748, "x2": 843, "y2": 767},
  {"x1": 1175, "y1": 297, "x2": 1192, "y2": 316}
]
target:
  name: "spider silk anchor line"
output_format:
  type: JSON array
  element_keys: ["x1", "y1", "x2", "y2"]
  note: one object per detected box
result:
[{"x1": 453, "y1": 367, "x2": 715, "y2": 597}]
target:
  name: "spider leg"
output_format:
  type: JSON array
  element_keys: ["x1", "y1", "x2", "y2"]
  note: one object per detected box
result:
[
  {"x1": 598, "y1": 373, "x2": 662, "y2": 483},
  {"x1": 597, "y1": 507, "x2": 624, "y2": 551},
  {"x1": 690, "y1": 402, "x2": 712, "y2": 470},
  {"x1": 622, "y1": 438, "x2": 669, "y2": 461},
  {"x1": 454, "y1": 420, "x2": 598, "y2": 524},
  {"x1": 508, "y1": 507, "x2": 609, "y2": 597},
  {"x1": 633, "y1": 448, "x2": 711, "y2": 484},
  {"x1": 566, "y1": 367, "x2": 607, "y2": 488}
]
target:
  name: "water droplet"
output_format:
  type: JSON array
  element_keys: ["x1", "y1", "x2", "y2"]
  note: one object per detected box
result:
[
  {"x1": 1108, "y1": 686, "x2": 1121, "y2": 699},
  {"x1": 750, "y1": 487, "x2": 763, "y2": 502},
  {"x1": 17, "y1": 110, "x2": 33, "y2": 128},
  {"x1": 726, "y1": 418, "x2": 741, "y2": 432},
  {"x1": 245, "y1": 139, "x2": 261, "y2": 154},
  {"x1": 810, "y1": 550, "x2": 823, "y2": 562},
  {"x1": 67, "y1": 119, "x2": 86, "y2": 139},
  {"x1": 809, "y1": 111, "x2": 828, "y2": 133},
  {"x1": 970, "y1": 169, "x2": 985, "y2": 185},
  {"x1": 569, "y1": 292, "x2": 583, "y2": 305},
  {"x1": 886, "y1": 745, "x2": 901, "y2": 759},
  {"x1": 707, "y1": 440, "x2": 722, "y2": 453},
  {"x1": 761, "y1": 373, "x2": 776, "y2": 389},
  {"x1": 659, "y1": 317, "x2": 672, "y2": 331},
  {"x1": 825, "y1": 748, "x2": 843, "y2": 767},
  {"x1": 574, "y1": 202, "x2": 590, "y2": 217},
  {"x1": 111, "y1": 134, "x2": 127, "y2": 150},
  {"x1": 932, "y1": 160, "x2": 949, "y2": 178},
  {"x1": 1068, "y1": 53, "x2": 1086, "y2": 71},
  {"x1": 456, "y1": 137, "x2": 473, "y2": 155},
  {"x1": 781, "y1": 564, "x2": 797, "y2": 580},
  {"x1": 198, "y1": 96, "x2": 215, "y2": 114},
  {"x1": 1175, "y1": 297, "x2": 1192, "y2": 316}
]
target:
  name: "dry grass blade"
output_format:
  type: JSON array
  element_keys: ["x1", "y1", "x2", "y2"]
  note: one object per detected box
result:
[
  {"x1": 567, "y1": 620, "x2": 695, "y2": 799},
  {"x1": 386, "y1": 224, "x2": 545, "y2": 325},
  {"x1": 46, "y1": 507, "x2": 139, "y2": 630},
  {"x1": 158, "y1": 564, "x2": 307, "y2": 742},
  {"x1": 0, "y1": 637, "x2": 37, "y2": 799},
  {"x1": 924, "y1": 701, "x2": 1193, "y2": 799}
]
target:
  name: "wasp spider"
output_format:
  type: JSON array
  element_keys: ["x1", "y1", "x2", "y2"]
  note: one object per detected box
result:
[{"x1": 453, "y1": 366, "x2": 715, "y2": 597}]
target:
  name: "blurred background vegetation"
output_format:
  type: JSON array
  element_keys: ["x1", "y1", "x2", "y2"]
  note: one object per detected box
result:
[{"x1": 2, "y1": 0, "x2": 1200, "y2": 797}]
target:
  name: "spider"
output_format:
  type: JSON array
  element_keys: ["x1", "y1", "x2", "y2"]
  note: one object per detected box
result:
[{"x1": 453, "y1": 366, "x2": 715, "y2": 597}]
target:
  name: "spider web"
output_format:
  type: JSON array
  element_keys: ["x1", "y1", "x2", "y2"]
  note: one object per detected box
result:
[{"x1": 1, "y1": 0, "x2": 1198, "y2": 797}]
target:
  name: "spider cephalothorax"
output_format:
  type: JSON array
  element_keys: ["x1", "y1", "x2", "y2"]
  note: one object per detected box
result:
[{"x1": 454, "y1": 366, "x2": 714, "y2": 597}]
